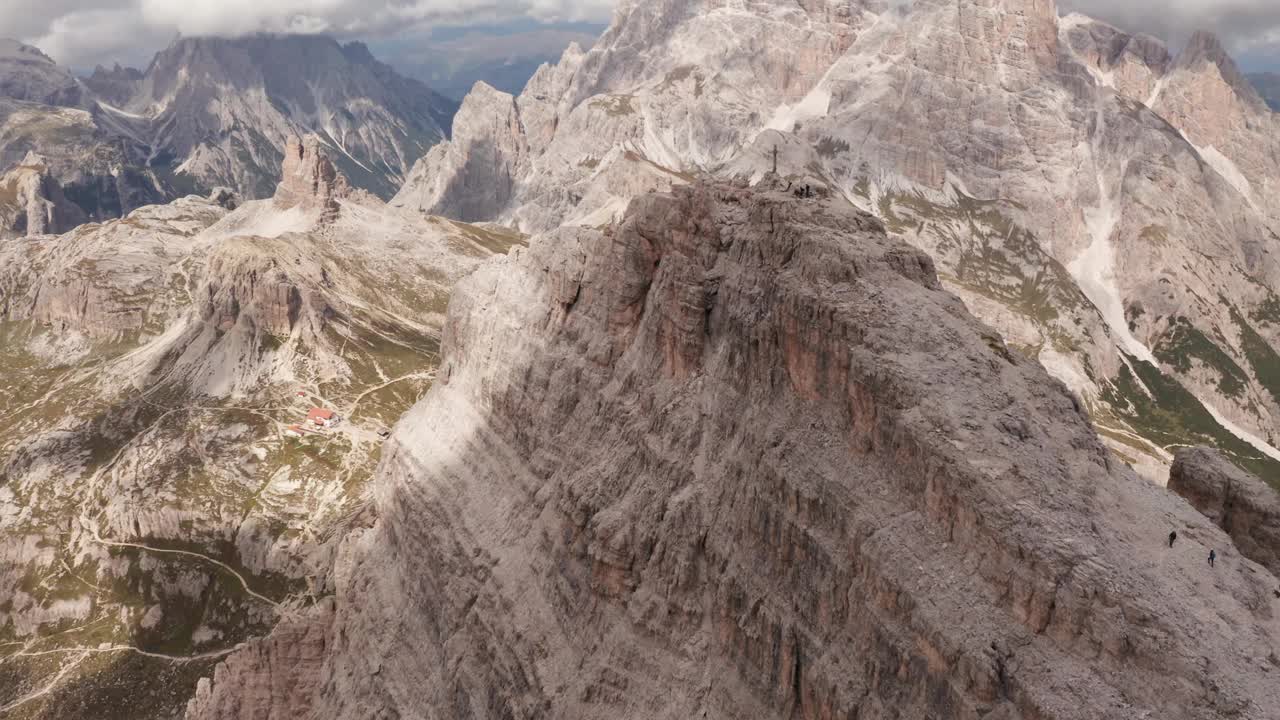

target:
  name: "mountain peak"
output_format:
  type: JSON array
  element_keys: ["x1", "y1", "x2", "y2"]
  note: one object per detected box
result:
[
  {"x1": 0, "y1": 37, "x2": 85, "y2": 107},
  {"x1": 339, "y1": 40, "x2": 376, "y2": 65},
  {"x1": 122, "y1": 32, "x2": 453, "y2": 201},
  {"x1": 1180, "y1": 29, "x2": 1230, "y2": 66},
  {"x1": 1174, "y1": 29, "x2": 1266, "y2": 108},
  {"x1": 273, "y1": 135, "x2": 350, "y2": 220}
]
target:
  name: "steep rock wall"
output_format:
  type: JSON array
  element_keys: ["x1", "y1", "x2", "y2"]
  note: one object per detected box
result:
[{"x1": 190, "y1": 180, "x2": 1280, "y2": 719}]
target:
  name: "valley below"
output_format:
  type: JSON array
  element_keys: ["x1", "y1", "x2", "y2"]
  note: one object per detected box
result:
[{"x1": 0, "y1": 138, "x2": 522, "y2": 718}]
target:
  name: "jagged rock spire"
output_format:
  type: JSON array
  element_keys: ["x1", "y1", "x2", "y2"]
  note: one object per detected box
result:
[{"x1": 273, "y1": 135, "x2": 351, "y2": 221}]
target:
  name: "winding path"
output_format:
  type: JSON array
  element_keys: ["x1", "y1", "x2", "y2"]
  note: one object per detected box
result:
[{"x1": 87, "y1": 527, "x2": 281, "y2": 611}]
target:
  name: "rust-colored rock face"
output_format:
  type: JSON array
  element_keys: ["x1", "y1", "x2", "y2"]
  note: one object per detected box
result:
[
  {"x1": 188, "y1": 181, "x2": 1280, "y2": 719},
  {"x1": 1170, "y1": 447, "x2": 1280, "y2": 579}
]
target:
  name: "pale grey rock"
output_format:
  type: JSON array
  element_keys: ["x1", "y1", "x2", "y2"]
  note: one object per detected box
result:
[
  {"x1": 399, "y1": 0, "x2": 869, "y2": 232},
  {"x1": 190, "y1": 181, "x2": 1280, "y2": 719},
  {"x1": 274, "y1": 135, "x2": 351, "y2": 221},
  {"x1": 0, "y1": 98, "x2": 165, "y2": 223},
  {"x1": 0, "y1": 39, "x2": 167, "y2": 223},
  {"x1": 81, "y1": 63, "x2": 144, "y2": 107},
  {"x1": 1061, "y1": 14, "x2": 1171, "y2": 105},
  {"x1": 185, "y1": 602, "x2": 333, "y2": 720},
  {"x1": 0, "y1": 34, "x2": 455, "y2": 235}
]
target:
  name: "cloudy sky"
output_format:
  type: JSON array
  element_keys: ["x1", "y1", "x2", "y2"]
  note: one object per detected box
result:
[
  {"x1": 4, "y1": 0, "x2": 616, "y2": 70},
  {"x1": 1062, "y1": 0, "x2": 1280, "y2": 68},
  {"x1": 5, "y1": 0, "x2": 1280, "y2": 72}
]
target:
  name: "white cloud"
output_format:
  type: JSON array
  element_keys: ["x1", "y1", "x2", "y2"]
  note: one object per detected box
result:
[
  {"x1": 9, "y1": 0, "x2": 1280, "y2": 71},
  {"x1": 7, "y1": 0, "x2": 616, "y2": 68}
]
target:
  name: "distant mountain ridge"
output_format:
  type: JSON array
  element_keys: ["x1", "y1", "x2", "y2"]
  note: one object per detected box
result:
[
  {"x1": 113, "y1": 35, "x2": 457, "y2": 199},
  {"x1": 1249, "y1": 72, "x2": 1280, "y2": 110},
  {"x1": 0, "y1": 33, "x2": 457, "y2": 231}
]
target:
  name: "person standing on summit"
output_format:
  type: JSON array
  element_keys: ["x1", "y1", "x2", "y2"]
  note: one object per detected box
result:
[
  {"x1": 1209, "y1": 549, "x2": 1217, "y2": 568},
  {"x1": 1168, "y1": 530, "x2": 1177, "y2": 548}
]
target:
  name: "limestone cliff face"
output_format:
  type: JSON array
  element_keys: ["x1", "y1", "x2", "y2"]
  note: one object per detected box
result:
[
  {"x1": 188, "y1": 181, "x2": 1280, "y2": 719},
  {"x1": 185, "y1": 603, "x2": 334, "y2": 720},
  {"x1": 1171, "y1": 447, "x2": 1280, "y2": 579}
]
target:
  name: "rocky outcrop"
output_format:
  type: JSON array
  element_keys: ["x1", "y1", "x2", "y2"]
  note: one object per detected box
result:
[
  {"x1": 1170, "y1": 447, "x2": 1280, "y2": 578},
  {"x1": 0, "y1": 153, "x2": 87, "y2": 237},
  {"x1": 188, "y1": 181, "x2": 1280, "y2": 719},
  {"x1": 1061, "y1": 14, "x2": 1171, "y2": 102},
  {"x1": 400, "y1": 0, "x2": 866, "y2": 231},
  {"x1": 202, "y1": 248, "x2": 312, "y2": 338},
  {"x1": 185, "y1": 604, "x2": 333, "y2": 720},
  {"x1": 1148, "y1": 30, "x2": 1280, "y2": 206},
  {"x1": 0, "y1": 39, "x2": 168, "y2": 228},
  {"x1": 1, "y1": 34, "x2": 455, "y2": 237},
  {"x1": 273, "y1": 135, "x2": 351, "y2": 221},
  {"x1": 1, "y1": 193, "x2": 232, "y2": 339},
  {"x1": 0, "y1": 103, "x2": 165, "y2": 229}
]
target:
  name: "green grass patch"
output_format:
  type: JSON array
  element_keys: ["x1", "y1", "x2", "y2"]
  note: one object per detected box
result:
[
  {"x1": 1103, "y1": 352, "x2": 1280, "y2": 484},
  {"x1": 1154, "y1": 317, "x2": 1248, "y2": 398},
  {"x1": 1229, "y1": 304, "x2": 1280, "y2": 409}
]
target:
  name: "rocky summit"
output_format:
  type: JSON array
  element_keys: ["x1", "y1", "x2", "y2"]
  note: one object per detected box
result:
[
  {"x1": 185, "y1": 180, "x2": 1280, "y2": 719},
  {"x1": 400, "y1": 0, "x2": 1280, "y2": 483}
]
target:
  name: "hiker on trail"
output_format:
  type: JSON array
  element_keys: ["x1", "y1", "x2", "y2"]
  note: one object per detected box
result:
[
  {"x1": 1208, "y1": 549, "x2": 1217, "y2": 568},
  {"x1": 1168, "y1": 530, "x2": 1177, "y2": 548}
]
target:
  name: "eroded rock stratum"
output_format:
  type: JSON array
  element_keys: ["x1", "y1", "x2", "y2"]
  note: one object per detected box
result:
[{"x1": 188, "y1": 180, "x2": 1280, "y2": 719}]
